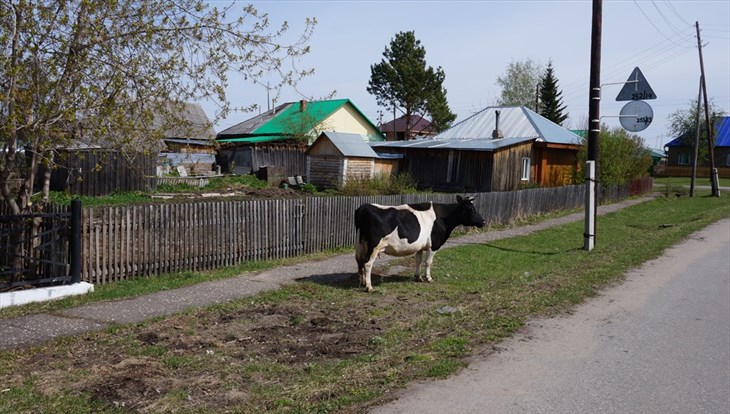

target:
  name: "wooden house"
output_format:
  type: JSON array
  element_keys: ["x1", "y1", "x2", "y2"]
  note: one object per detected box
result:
[
  {"x1": 661, "y1": 116, "x2": 730, "y2": 178},
  {"x1": 371, "y1": 106, "x2": 582, "y2": 192},
  {"x1": 379, "y1": 114, "x2": 437, "y2": 141},
  {"x1": 156, "y1": 102, "x2": 218, "y2": 176},
  {"x1": 306, "y1": 132, "x2": 400, "y2": 190},
  {"x1": 216, "y1": 99, "x2": 385, "y2": 177}
]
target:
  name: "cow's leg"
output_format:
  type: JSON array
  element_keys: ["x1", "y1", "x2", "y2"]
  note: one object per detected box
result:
[
  {"x1": 362, "y1": 240, "x2": 388, "y2": 292},
  {"x1": 355, "y1": 241, "x2": 367, "y2": 288},
  {"x1": 414, "y1": 250, "x2": 424, "y2": 282},
  {"x1": 424, "y1": 250, "x2": 437, "y2": 283}
]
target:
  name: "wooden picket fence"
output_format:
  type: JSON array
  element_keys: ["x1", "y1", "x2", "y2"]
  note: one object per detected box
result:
[{"x1": 79, "y1": 182, "x2": 648, "y2": 284}]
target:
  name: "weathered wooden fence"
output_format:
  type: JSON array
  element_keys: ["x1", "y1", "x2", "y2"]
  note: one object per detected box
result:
[{"x1": 79, "y1": 181, "x2": 651, "y2": 284}]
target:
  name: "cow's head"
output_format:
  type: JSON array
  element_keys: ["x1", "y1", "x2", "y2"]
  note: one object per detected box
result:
[{"x1": 456, "y1": 195, "x2": 486, "y2": 228}]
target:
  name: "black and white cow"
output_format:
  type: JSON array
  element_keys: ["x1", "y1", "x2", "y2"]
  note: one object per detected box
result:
[{"x1": 354, "y1": 196, "x2": 485, "y2": 292}]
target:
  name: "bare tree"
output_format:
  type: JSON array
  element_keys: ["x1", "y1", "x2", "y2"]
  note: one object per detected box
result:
[
  {"x1": 496, "y1": 59, "x2": 543, "y2": 107},
  {"x1": 0, "y1": 0, "x2": 316, "y2": 215}
]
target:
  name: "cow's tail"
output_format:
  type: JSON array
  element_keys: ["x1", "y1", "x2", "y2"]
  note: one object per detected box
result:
[{"x1": 354, "y1": 204, "x2": 367, "y2": 243}]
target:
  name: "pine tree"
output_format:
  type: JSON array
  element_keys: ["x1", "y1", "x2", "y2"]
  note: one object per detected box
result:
[
  {"x1": 367, "y1": 31, "x2": 456, "y2": 136},
  {"x1": 539, "y1": 61, "x2": 569, "y2": 125}
]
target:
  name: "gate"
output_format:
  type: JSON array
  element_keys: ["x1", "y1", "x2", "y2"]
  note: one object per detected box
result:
[{"x1": 0, "y1": 200, "x2": 81, "y2": 290}]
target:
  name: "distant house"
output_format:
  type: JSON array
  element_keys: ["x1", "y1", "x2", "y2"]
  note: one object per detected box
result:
[
  {"x1": 305, "y1": 132, "x2": 400, "y2": 190},
  {"x1": 45, "y1": 102, "x2": 217, "y2": 196},
  {"x1": 156, "y1": 102, "x2": 218, "y2": 176},
  {"x1": 216, "y1": 99, "x2": 386, "y2": 177},
  {"x1": 649, "y1": 148, "x2": 667, "y2": 176},
  {"x1": 372, "y1": 106, "x2": 582, "y2": 192},
  {"x1": 379, "y1": 114, "x2": 437, "y2": 141},
  {"x1": 662, "y1": 116, "x2": 730, "y2": 178}
]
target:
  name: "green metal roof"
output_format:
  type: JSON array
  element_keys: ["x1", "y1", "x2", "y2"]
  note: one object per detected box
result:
[
  {"x1": 217, "y1": 135, "x2": 291, "y2": 144},
  {"x1": 217, "y1": 99, "x2": 385, "y2": 143},
  {"x1": 253, "y1": 99, "x2": 349, "y2": 135}
]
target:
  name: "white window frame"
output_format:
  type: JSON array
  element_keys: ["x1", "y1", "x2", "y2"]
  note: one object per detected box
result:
[{"x1": 521, "y1": 157, "x2": 531, "y2": 181}]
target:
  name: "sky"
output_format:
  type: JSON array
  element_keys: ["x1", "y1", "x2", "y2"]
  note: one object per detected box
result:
[{"x1": 203, "y1": 0, "x2": 730, "y2": 150}]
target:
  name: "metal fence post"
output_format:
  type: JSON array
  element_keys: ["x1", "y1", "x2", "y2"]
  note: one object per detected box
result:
[{"x1": 70, "y1": 199, "x2": 81, "y2": 284}]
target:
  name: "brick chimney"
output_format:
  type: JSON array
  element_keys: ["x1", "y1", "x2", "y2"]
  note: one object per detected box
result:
[{"x1": 300, "y1": 99, "x2": 307, "y2": 112}]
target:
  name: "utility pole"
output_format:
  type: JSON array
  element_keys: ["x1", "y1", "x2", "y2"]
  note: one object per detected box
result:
[
  {"x1": 585, "y1": 0, "x2": 602, "y2": 251},
  {"x1": 535, "y1": 83, "x2": 540, "y2": 113},
  {"x1": 690, "y1": 76, "x2": 702, "y2": 197},
  {"x1": 695, "y1": 21, "x2": 720, "y2": 196}
]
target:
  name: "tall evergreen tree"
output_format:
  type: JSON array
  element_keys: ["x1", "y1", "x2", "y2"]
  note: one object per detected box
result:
[
  {"x1": 538, "y1": 61, "x2": 569, "y2": 125},
  {"x1": 367, "y1": 31, "x2": 456, "y2": 137}
]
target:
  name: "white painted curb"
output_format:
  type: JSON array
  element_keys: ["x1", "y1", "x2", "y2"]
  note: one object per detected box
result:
[{"x1": 0, "y1": 282, "x2": 94, "y2": 309}]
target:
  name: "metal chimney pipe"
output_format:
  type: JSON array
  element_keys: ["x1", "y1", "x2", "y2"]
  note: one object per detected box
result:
[{"x1": 492, "y1": 110, "x2": 504, "y2": 139}]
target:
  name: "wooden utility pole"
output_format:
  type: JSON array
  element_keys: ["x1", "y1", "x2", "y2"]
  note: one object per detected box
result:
[
  {"x1": 690, "y1": 76, "x2": 702, "y2": 197},
  {"x1": 695, "y1": 21, "x2": 719, "y2": 196},
  {"x1": 585, "y1": 0, "x2": 602, "y2": 251}
]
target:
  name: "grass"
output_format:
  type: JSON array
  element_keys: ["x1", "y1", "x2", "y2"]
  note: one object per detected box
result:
[
  {"x1": 43, "y1": 174, "x2": 274, "y2": 206},
  {"x1": 0, "y1": 192, "x2": 728, "y2": 413},
  {"x1": 0, "y1": 247, "x2": 351, "y2": 320},
  {"x1": 653, "y1": 176, "x2": 730, "y2": 188}
]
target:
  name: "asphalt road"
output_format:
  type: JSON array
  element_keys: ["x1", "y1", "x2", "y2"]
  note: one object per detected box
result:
[{"x1": 372, "y1": 219, "x2": 730, "y2": 414}]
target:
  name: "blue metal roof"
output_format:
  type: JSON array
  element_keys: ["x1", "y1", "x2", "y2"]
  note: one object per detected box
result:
[
  {"x1": 716, "y1": 116, "x2": 730, "y2": 146},
  {"x1": 665, "y1": 116, "x2": 730, "y2": 147}
]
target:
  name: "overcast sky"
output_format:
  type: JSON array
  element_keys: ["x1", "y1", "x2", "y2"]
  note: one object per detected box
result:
[{"x1": 204, "y1": 0, "x2": 730, "y2": 150}]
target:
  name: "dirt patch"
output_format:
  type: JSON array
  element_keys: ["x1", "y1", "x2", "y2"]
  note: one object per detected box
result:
[{"x1": 3, "y1": 268, "x2": 450, "y2": 412}]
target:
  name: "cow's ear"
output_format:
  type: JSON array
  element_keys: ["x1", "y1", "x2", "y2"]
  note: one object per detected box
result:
[{"x1": 456, "y1": 195, "x2": 464, "y2": 203}]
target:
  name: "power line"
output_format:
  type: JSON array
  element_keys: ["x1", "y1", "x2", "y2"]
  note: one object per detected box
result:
[
  {"x1": 633, "y1": 0, "x2": 687, "y2": 48},
  {"x1": 651, "y1": 0, "x2": 688, "y2": 38},
  {"x1": 663, "y1": 0, "x2": 692, "y2": 27}
]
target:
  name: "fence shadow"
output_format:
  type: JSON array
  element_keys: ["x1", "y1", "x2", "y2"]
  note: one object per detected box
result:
[
  {"x1": 296, "y1": 272, "x2": 414, "y2": 290},
  {"x1": 482, "y1": 242, "x2": 583, "y2": 255}
]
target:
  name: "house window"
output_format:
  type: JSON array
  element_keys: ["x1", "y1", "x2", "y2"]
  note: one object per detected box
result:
[
  {"x1": 521, "y1": 157, "x2": 531, "y2": 181},
  {"x1": 677, "y1": 152, "x2": 690, "y2": 165}
]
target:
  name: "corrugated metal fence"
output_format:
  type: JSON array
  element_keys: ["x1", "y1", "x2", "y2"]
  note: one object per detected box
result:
[{"x1": 80, "y1": 181, "x2": 650, "y2": 284}]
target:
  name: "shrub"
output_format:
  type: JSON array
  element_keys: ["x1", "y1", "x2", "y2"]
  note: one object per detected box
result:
[
  {"x1": 340, "y1": 173, "x2": 419, "y2": 196},
  {"x1": 575, "y1": 126, "x2": 652, "y2": 186}
]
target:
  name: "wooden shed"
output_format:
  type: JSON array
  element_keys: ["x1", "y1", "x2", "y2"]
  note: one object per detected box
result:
[
  {"x1": 216, "y1": 99, "x2": 386, "y2": 177},
  {"x1": 306, "y1": 132, "x2": 399, "y2": 190}
]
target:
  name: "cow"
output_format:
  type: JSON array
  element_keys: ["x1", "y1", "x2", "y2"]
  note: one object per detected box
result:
[{"x1": 354, "y1": 195, "x2": 486, "y2": 292}]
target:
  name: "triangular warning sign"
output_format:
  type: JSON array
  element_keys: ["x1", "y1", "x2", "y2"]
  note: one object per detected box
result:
[{"x1": 615, "y1": 67, "x2": 657, "y2": 101}]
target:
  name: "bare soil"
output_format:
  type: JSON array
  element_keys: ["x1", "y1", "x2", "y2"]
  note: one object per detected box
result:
[{"x1": 5, "y1": 271, "x2": 425, "y2": 412}]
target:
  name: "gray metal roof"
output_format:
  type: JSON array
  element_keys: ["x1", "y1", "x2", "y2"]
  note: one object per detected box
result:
[
  {"x1": 154, "y1": 102, "x2": 217, "y2": 140},
  {"x1": 370, "y1": 106, "x2": 581, "y2": 151},
  {"x1": 372, "y1": 136, "x2": 532, "y2": 151},
  {"x1": 320, "y1": 131, "x2": 380, "y2": 158},
  {"x1": 217, "y1": 103, "x2": 292, "y2": 137}
]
